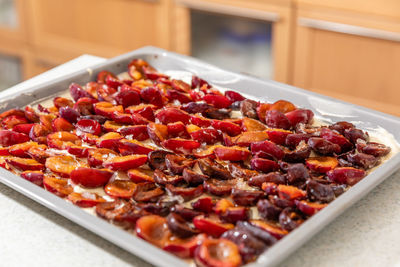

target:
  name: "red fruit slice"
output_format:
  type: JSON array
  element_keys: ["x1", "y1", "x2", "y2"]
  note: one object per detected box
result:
[
  {"x1": 140, "y1": 87, "x2": 164, "y2": 107},
  {"x1": 166, "y1": 89, "x2": 192, "y2": 104},
  {"x1": 102, "y1": 120, "x2": 124, "y2": 132},
  {"x1": 66, "y1": 145, "x2": 89, "y2": 158},
  {"x1": 295, "y1": 200, "x2": 327, "y2": 216},
  {"x1": 88, "y1": 148, "x2": 118, "y2": 168},
  {"x1": 43, "y1": 176, "x2": 73, "y2": 198},
  {"x1": 76, "y1": 119, "x2": 102, "y2": 135},
  {"x1": 52, "y1": 117, "x2": 74, "y2": 132},
  {"x1": 9, "y1": 141, "x2": 39, "y2": 158},
  {"x1": 203, "y1": 179, "x2": 234, "y2": 196},
  {"x1": 193, "y1": 215, "x2": 234, "y2": 237},
  {"x1": 73, "y1": 97, "x2": 97, "y2": 115},
  {"x1": 211, "y1": 120, "x2": 241, "y2": 137},
  {"x1": 265, "y1": 110, "x2": 291, "y2": 130},
  {"x1": 276, "y1": 184, "x2": 306, "y2": 200},
  {"x1": 125, "y1": 103, "x2": 156, "y2": 121},
  {"x1": 155, "y1": 107, "x2": 191, "y2": 125},
  {"x1": 163, "y1": 234, "x2": 206, "y2": 258},
  {"x1": 195, "y1": 238, "x2": 242, "y2": 267},
  {"x1": 241, "y1": 117, "x2": 267, "y2": 131},
  {"x1": 20, "y1": 171, "x2": 44, "y2": 186},
  {"x1": 67, "y1": 192, "x2": 106, "y2": 208},
  {"x1": 0, "y1": 130, "x2": 30, "y2": 146},
  {"x1": 136, "y1": 215, "x2": 171, "y2": 247},
  {"x1": 192, "y1": 197, "x2": 214, "y2": 213},
  {"x1": 47, "y1": 131, "x2": 81, "y2": 150},
  {"x1": 306, "y1": 156, "x2": 338, "y2": 173},
  {"x1": 105, "y1": 180, "x2": 137, "y2": 199},
  {"x1": 167, "y1": 122, "x2": 190, "y2": 138},
  {"x1": 127, "y1": 168, "x2": 154, "y2": 183},
  {"x1": 103, "y1": 155, "x2": 147, "y2": 171},
  {"x1": 256, "y1": 103, "x2": 271, "y2": 123},
  {"x1": 53, "y1": 97, "x2": 73, "y2": 109},
  {"x1": 94, "y1": 102, "x2": 124, "y2": 118},
  {"x1": 162, "y1": 138, "x2": 200, "y2": 154},
  {"x1": 147, "y1": 123, "x2": 168, "y2": 145},
  {"x1": 1, "y1": 115, "x2": 29, "y2": 129},
  {"x1": 250, "y1": 157, "x2": 279, "y2": 173},
  {"x1": 118, "y1": 139, "x2": 154, "y2": 155},
  {"x1": 96, "y1": 132, "x2": 122, "y2": 151},
  {"x1": 320, "y1": 128, "x2": 352, "y2": 152},
  {"x1": 265, "y1": 128, "x2": 292, "y2": 145},
  {"x1": 214, "y1": 146, "x2": 250, "y2": 161},
  {"x1": 231, "y1": 188, "x2": 265, "y2": 206},
  {"x1": 118, "y1": 125, "x2": 149, "y2": 141},
  {"x1": 190, "y1": 129, "x2": 222, "y2": 144},
  {"x1": 203, "y1": 94, "x2": 232, "y2": 109},
  {"x1": 285, "y1": 108, "x2": 314, "y2": 127},
  {"x1": 190, "y1": 114, "x2": 212, "y2": 127},
  {"x1": 251, "y1": 140, "x2": 284, "y2": 160},
  {"x1": 132, "y1": 182, "x2": 165, "y2": 202},
  {"x1": 249, "y1": 220, "x2": 288, "y2": 239},
  {"x1": 6, "y1": 157, "x2": 44, "y2": 171},
  {"x1": 225, "y1": 90, "x2": 245, "y2": 102},
  {"x1": 232, "y1": 131, "x2": 269, "y2": 147},
  {"x1": 70, "y1": 167, "x2": 113, "y2": 188},
  {"x1": 269, "y1": 100, "x2": 296, "y2": 113},
  {"x1": 45, "y1": 155, "x2": 80, "y2": 177},
  {"x1": 166, "y1": 184, "x2": 204, "y2": 201},
  {"x1": 326, "y1": 167, "x2": 366, "y2": 185},
  {"x1": 12, "y1": 123, "x2": 35, "y2": 135},
  {"x1": 171, "y1": 79, "x2": 191, "y2": 93}
]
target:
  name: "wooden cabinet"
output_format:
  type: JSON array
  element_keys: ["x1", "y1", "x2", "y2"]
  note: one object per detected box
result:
[
  {"x1": 172, "y1": 0, "x2": 294, "y2": 83},
  {"x1": 26, "y1": 0, "x2": 172, "y2": 66},
  {"x1": 291, "y1": 1, "x2": 400, "y2": 116}
]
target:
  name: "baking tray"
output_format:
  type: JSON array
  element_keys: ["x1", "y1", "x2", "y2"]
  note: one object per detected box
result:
[{"x1": 0, "y1": 46, "x2": 399, "y2": 267}]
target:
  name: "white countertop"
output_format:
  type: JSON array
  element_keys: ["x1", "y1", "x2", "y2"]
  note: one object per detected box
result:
[{"x1": 1, "y1": 56, "x2": 399, "y2": 267}]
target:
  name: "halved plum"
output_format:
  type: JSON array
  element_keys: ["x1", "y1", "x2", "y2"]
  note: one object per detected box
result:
[
  {"x1": 76, "y1": 119, "x2": 102, "y2": 135},
  {"x1": 103, "y1": 155, "x2": 147, "y2": 171},
  {"x1": 5, "y1": 157, "x2": 44, "y2": 171},
  {"x1": 20, "y1": 170, "x2": 44, "y2": 186},
  {"x1": 195, "y1": 238, "x2": 241, "y2": 267},
  {"x1": 251, "y1": 140, "x2": 284, "y2": 160},
  {"x1": 276, "y1": 184, "x2": 306, "y2": 200},
  {"x1": 70, "y1": 167, "x2": 113, "y2": 188},
  {"x1": 104, "y1": 180, "x2": 137, "y2": 199},
  {"x1": 232, "y1": 131, "x2": 269, "y2": 147},
  {"x1": 67, "y1": 192, "x2": 106, "y2": 208},
  {"x1": 250, "y1": 157, "x2": 279, "y2": 173},
  {"x1": 211, "y1": 120, "x2": 241, "y2": 137},
  {"x1": 127, "y1": 168, "x2": 154, "y2": 183},
  {"x1": 162, "y1": 138, "x2": 200, "y2": 154},
  {"x1": 306, "y1": 156, "x2": 338, "y2": 173},
  {"x1": 96, "y1": 132, "x2": 122, "y2": 151},
  {"x1": 147, "y1": 123, "x2": 168, "y2": 145},
  {"x1": 88, "y1": 148, "x2": 118, "y2": 168},
  {"x1": 45, "y1": 155, "x2": 80, "y2": 177},
  {"x1": 295, "y1": 200, "x2": 327, "y2": 216},
  {"x1": 118, "y1": 139, "x2": 154, "y2": 155},
  {"x1": 193, "y1": 215, "x2": 234, "y2": 237},
  {"x1": 136, "y1": 215, "x2": 171, "y2": 247},
  {"x1": 0, "y1": 130, "x2": 30, "y2": 146},
  {"x1": 214, "y1": 146, "x2": 250, "y2": 161},
  {"x1": 43, "y1": 176, "x2": 73, "y2": 198},
  {"x1": 326, "y1": 167, "x2": 366, "y2": 185}
]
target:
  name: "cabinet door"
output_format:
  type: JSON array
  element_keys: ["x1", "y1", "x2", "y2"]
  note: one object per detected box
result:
[
  {"x1": 27, "y1": 0, "x2": 171, "y2": 59},
  {"x1": 173, "y1": 0, "x2": 293, "y2": 83},
  {"x1": 292, "y1": 19, "x2": 400, "y2": 116}
]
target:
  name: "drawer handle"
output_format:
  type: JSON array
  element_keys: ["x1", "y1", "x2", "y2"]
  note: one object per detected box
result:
[
  {"x1": 176, "y1": 0, "x2": 280, "y2": 22},
  {"x1": 298, "y1": 18, "x2": 400, "y2": 42}
]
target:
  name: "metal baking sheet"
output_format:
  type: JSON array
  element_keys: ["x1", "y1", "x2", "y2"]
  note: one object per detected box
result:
[{"x1": 0, "y1": 46, "x2": 399, "y2": 267}]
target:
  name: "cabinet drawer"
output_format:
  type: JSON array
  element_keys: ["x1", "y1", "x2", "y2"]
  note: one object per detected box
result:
[
  {"x1": 27, "y1": 0, "x2": 170, "y2": 57},
  {"x1": 292, "y1": 19, "x2": 400, "y2": 116}
]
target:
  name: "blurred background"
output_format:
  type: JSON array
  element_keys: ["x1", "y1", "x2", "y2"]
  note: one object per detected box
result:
[{"x1": 0, "y1": 0, "x2": 399, "y2": 116}]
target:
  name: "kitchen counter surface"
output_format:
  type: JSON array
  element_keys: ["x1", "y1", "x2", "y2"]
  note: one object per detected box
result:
[{"x1": 1, "y1": 56, "x2": 399, "y2": 267}]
